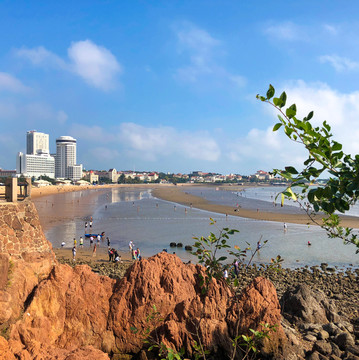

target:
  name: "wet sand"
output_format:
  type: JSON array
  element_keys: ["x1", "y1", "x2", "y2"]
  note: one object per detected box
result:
[
  {"x1": 152, "y1": 185, "x2": 359, "y2": 228},
  {"x1": 54, "y1": 245, "x2": 133, "y2": 263},
  {"x1": 30, "y1": 183, "x2": 359, "y2": 230}
]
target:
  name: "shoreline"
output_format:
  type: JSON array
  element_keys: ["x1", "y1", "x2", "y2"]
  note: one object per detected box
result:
[
  {"x1": 31, "y1": 183, "x2": 359, "y2": 229},
  {"x1": 152, "y1": 184, "x2": 359, "y2": 228}
]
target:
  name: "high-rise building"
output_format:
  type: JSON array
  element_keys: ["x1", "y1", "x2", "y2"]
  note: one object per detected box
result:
[
  {"x1": 55, "y1": 136, "x2": 83, "y2": 180},
  {"x1": 17, "y1": 152, "x2": 55, "y2": 178},
  {"x1": 17, "y1": 131, "x2": 55, "y2": 178},
  {"x1": 26, "y1": 131, "x2": 49, "y2": 155}
]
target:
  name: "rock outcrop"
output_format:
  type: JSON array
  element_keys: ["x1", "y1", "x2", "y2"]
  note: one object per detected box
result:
[
  {"x1": 6, "y1": 252, "x2": 285, "y2": 359},
  {"x1": 0, "y1": 201, "x2": 55, "y2": 324}
]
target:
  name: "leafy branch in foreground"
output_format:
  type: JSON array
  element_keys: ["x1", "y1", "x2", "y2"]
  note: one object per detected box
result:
[{"x1": 257, "y1": 84, "x2": 359, "y2": 252}]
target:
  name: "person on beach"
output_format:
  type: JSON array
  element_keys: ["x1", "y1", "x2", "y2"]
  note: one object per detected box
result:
[
  {"x1": 284, "y1": 223, "x2": 288, "y2": 231},
  {"x1": 107, "y1": 237, "x2": 111, "y2": 247},
  {"x1": 85, "y1": 221, "x2": 88, "y2": 231},
  {"x1": 79, "y1": 236, "x2": 83, "y2": 248},
  {"x1": 108, "y1": 248, "x2": 113, "y2": 262},
  {"x1": 308, "y1": 241, "x2": 312, "y2": 246},
  {"x1": 114, "y1": 253, "x2": 121, "y2": 263},
  {"x1": 97, "y1": 234, "x2": 101, "y2": 245},
  {"x1": 233, "y1": 260, "x2": 239, "y2": 276},
  {"x1": 73, "y1": 238, "x2": 77, "y2": 247},
  {"x1": 61, "y1": 241, "x2": 66, "y2": 247},
  {"x1": 92, "y1": 243, "x2": 97, "y2": 257},
  {"x1": 132, "y1": 248, "x2": 137, "y2": 260},
  {"x1": 90, "y1": 236, "x2": 94, "y2": 246},
  {"x1": 223, "y1": 268, "x2": 228, "y2": 279},
  {"x1": 72, "y1": 246, "x2": 77, "y2": 261},
  {"x1": 136, "y1": 248, "x2": 141, "y2": 260},
  {"x1": 89, "y1": 220, "x2": 93, "y2": 228},
  {"x1": 129, "y1": 240, "x2": 134, "y2": 251}
]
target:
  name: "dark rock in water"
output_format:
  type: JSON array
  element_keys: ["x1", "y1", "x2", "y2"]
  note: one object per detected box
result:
[
  {"x1": 176, "y1": 242, "x2": 183, "y2": 247},
  {"x1": 169, "y1": 242, "x2": 176, "y2": 247},
  {"x1": 184, "y1": 245, "x2": 192, "y2": 251},
  {"x1": 320, "y1": 263, "x2": 328, "y2": 271}
]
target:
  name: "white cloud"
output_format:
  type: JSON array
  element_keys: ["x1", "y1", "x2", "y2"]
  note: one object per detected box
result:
[
  {"x1": 70, "y1": 122, "x2": 220, "y2": 162},
  {"x1": 264, "y1": 21, "x2": 306, "y2": 41},
  {"x1": 15, "y1": 40, "x2": 122, "y2": 91},
  {"x1": 323, "y1": 24, "x2": 340, "y2": 36},
  {"x1": 15, "y1": 46, "x2": 66, "y2": 69},
  {"x1": 174, "y1": 22, "x2": 246, "y2": 88},
  {"x1": 119, "y1": 122, "x2": 220, "y2": 161},
  {"x1": 70, "y1": 123, "x2": 114, "y2": 141},
  {"x1": 0, "y1": 72, "x2": 29, "y2": 93},
  {"x1": 229, "y1": 81, "x2": 359, "y2": 172},
  {"x1": 319, "y1": 54, "x2": 359, "y2": 72},
  {"x1": 68, "y1": 40, "x2": 122, "y2": 90}
]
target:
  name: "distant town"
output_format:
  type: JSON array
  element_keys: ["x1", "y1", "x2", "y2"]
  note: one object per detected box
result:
[{"x1": 0, "y1": 130, "x2": 288, "y2": 187}]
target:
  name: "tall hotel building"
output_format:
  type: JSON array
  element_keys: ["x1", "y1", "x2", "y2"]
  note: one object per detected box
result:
[
  {"x1": 55, "y1": 136, "x2": 83, "y2": 180},
  {"x1": 17, "y1": 131, "x2": 55, "y2": 178}
]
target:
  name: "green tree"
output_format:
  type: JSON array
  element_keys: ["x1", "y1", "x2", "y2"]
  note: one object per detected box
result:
[{"x1": 257, "y1": 84, "x2": 359, "y2": 252}]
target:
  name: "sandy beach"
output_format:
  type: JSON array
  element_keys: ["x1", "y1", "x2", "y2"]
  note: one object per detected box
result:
[
  {"x1": 30, "y1": 182, "x2": 359, "y2": 231},
  {"x1": 153, "y1": 184, "x2": 359, "y2": 229}
]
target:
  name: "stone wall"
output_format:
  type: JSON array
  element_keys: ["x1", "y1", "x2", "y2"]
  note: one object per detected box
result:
[
  {"x1": 0, "y1": 200, "x2": 55, "y2": 323},
  {"x1": 0, "y1": 200, "x2": 52, "y2": 258}
]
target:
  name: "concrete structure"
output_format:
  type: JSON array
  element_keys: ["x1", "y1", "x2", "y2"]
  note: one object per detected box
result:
[
  {"x1": 16, "y1": 152, "x2": 55, "y2": 178},
  {"x1": 55, "y1": 136, "x2": 83, "y2": 180},
  {"x1": 0, "y1": 169, "x2": 16, "y2": 178},
  {"x1": 26, "y1": 131, "x2": 49, "y2": 155}
]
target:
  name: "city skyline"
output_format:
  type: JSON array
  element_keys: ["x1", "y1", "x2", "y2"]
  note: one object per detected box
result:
[{"x1": 1, "y1": 2, "x2": 359, "y2": 174}]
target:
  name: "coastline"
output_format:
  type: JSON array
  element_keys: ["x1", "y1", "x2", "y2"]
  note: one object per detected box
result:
[
  {"x1": 152, "y1": 184, "x2": 359, "y2": 228},
  {"x1": 31, "y1": 183, "x2": 359, "y2": 230}
]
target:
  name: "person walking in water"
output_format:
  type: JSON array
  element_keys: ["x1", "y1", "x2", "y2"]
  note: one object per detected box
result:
[{"x1": 284, "y1": 223, "x2": 288, "y2": 231}]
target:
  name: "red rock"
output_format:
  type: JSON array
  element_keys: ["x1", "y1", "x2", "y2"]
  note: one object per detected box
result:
[{"x1": 0, "y1": 336, "x2": 16, "y2": 360}]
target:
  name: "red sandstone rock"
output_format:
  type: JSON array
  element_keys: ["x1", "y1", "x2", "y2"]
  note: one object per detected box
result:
[
  {"x1": 227, "y1": 277, "x2": 287, "y2": 357},
  {"x1": 0, "y1": 336, "x2": 16, "y2": 360},
  {"x1": 7, "y1": 252, "x2": 286, "y2": 359},
  {"x1": 0, "y1": 201, "x2": 56, "y2": 324},
  {"x1": 9, "y1": 264, "x2": 116, "y2": 354}
]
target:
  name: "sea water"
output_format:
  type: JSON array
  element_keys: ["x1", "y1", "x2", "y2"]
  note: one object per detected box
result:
[{"x1": 37, "y1": 187, "x2": 359, "y2": 269}]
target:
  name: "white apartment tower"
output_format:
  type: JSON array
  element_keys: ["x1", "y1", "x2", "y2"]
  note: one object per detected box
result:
[
  {"x1": 55, "y1": 136, "x2": 83, "y2": 180},
  {"x1": 16, "y1": 131, "x2": 55, "y2": 178},
  {"x1": 26, "y1": 130, "x2": 49, "y2": 155}
]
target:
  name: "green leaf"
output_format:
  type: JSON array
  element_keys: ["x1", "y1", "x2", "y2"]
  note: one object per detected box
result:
[
  {"x1": 285, "y1": 166, "x2": 298, "y2": 174},
  {"x1": 266, "y1": 84, "x2": 275, "y2": 99},
  {"x1": 273, "y1": 123, "x2": 283, "y2": 132},
  {"x1": 279, "y1": 91, "x2": 287, "y2": 108},
  {"x1": 286, "y1": 104, "x2": 297, "y2": 119},
  {"x1": 273, "y1": 97, "x2": 282, "y2": 107},
  {"x1": 332, "y1": 142, "x2": 342, "y2": 151},
  {"x1": 306, "y1": 111, "x2": 314, "y2": 120}
]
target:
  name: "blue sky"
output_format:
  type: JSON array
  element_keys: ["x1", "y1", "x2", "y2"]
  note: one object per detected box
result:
[{"x1": 1, "y1": 1, "x2": 359, "y2": 175}]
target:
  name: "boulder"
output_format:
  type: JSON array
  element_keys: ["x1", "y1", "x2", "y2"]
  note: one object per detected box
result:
[
  {"x1": 8, "y1": 252, "x2": 286, "y2": 359},
  {"x1": 281, "y1": 284, "x2": 340, "y2": 325},
  {"x1": 9, "y1": 263, "x2": 116, "y2": 356}
]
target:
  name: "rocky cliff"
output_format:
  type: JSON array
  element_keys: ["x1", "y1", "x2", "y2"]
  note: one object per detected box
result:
[{"x1": 0, "y1": 200, "x2": 55, "y2": 324}]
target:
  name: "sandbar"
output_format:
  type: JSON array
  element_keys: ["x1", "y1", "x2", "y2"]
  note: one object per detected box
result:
[{"x1": 152, "y1": 184, "x2": 359, "y2": 229}]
